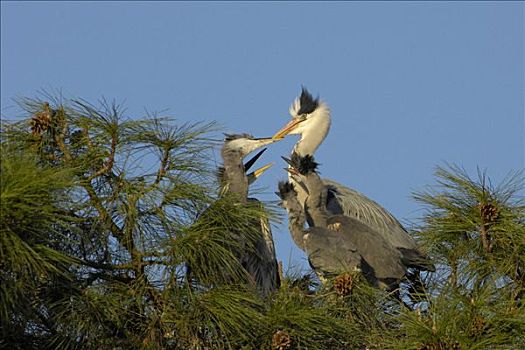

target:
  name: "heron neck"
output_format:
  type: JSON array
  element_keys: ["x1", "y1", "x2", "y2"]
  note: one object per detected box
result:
[
  {"x1": 304, "y1": 174, "x2": 328, "y2": 228},
  {"x1": 293, "y1": 124, "x2": 329, "y2": 156},
  {"x1": 286, "y1": 205, "x2": 307, "y2": 251},
  {"x1": 221, "y1": 152, "x2": 248, "y2": 202}
]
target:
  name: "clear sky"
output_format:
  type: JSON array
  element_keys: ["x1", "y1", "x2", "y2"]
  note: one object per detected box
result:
[{"x1": 2, "y1": 1, "x2": 524, "y2": 271}]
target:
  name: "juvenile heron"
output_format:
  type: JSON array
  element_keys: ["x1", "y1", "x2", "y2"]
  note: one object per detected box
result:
[
  {"x1": 281, "y1": 154, "x2": 406, "y2": 290},
  {"x1": 219, "y1": 134, "x2": 280, "y2": 295},
  {"x1": 273, "y1": 88, "x2": 434, "y2": 273}
]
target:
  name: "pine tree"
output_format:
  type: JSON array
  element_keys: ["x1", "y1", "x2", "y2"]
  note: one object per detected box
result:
[
  {"x1": 0, "y1": 96, "x2": 265, "y2": 349},
  {"x1": 0, "y1": 95, "x2": 374, "y2": 349},
  {"x1": 2, "y1": 94, "x2": 523, "y2": 349},
  {"x1": 390, "y1": 165, "x2": 525, "y2": 349}
]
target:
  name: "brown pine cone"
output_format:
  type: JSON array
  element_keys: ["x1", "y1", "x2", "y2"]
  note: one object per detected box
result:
[
  {"x1": 30, "y1": 102, "x2": 53, "y2": 135},
  {"x1": 272, "y1": 330, "x2": 292, "y2": 350},
  {"x1": 333, "y1": 273, "x2": 353, "y2": 296},
  {"x1": 478, "y1": 202, "x2": 500, "y2": 225}
]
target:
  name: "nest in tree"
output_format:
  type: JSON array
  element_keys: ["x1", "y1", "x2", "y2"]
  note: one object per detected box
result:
[
  {"x1": 30, "y1": 102, "x2": 53, "y2": 136},
  {"x1": 272, "y1": 330, "x2": 292, "y2": 350},
  {"x1": 333, "y1": 273, "x2": 353, "y2": 296}
]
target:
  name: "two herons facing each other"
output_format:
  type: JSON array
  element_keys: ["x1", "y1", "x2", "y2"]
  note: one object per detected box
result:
[{"x1": 218, "y1": 88, "x2": 434, "y2": 295}]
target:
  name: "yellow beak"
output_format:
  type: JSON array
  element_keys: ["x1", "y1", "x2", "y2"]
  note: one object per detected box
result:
[
  {"x1": 272, "y1": 118, "x2": 304, "y2": 140},
  {"x1": 252, "y1": 163, "x2": 273, "y2": 178},
  {"x1": 247, "y1": 163, "x2": 274, "y2": 185}
]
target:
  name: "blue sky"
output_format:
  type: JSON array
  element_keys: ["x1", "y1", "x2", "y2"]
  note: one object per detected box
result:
[{"x1": 2, "y1": 2, "x2": 523, "y2": 271}]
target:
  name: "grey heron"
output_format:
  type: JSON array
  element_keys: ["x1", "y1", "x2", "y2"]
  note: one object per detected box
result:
[
  {"x1": 219, "y1": 133, "x2": 281, "y2": 295},
  {"x1": 273, "y1": 88, "x2": 434, "y2": 273},
  {"x1": 280, "y1": 154, "x2": 407, "y2": 290}
]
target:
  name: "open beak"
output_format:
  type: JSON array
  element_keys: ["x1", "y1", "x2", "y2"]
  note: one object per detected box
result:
[
  {"x1": 247, "y1": 163, "x2": 273, "y2": 184},
  {"x1": 244, "y1": 148, "x2": 267, "y2": 172},
  {"x1": 244, "y1": 137, "x2": 277, "y2": 156},
  {"x1": 284, "y1": 167, "x2": 299, "y2": 176},
  {"x1": 272, "y1": 118, "x2": 304, "y2": 140},
  {"x1": 281, "y1": 156, "x2": 300, "y2": 176},
  {"x1": 281, "y1": 156, "x2": 309, "y2": 194},
  {"x1": 252, "y1": 163, "x2": 273, "y2": 178},
  {"x1": 281, "y1": 156, "x2": 294, "y2": 167}
]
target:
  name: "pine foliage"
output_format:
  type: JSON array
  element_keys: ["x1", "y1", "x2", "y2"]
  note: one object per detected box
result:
[
  {"x1": 390, "y1": 165, "x2": 525, "y2": 349},
  {"x1": 1, "y1": 95, "x2": 524, "y2": 349}
]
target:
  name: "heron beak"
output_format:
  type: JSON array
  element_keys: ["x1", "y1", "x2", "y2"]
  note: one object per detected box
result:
[
  {"x1": 272, "y1": 118, "x2": 304, "y2": 140},
  {"x1": 282, "y1": 165, "x2": 309, "y2": 194},
  {"x1": 252, "y1": 137, "x2": 275, "y2": 144},
  {"x1": 244, "y1": 148, "x2": 267, "y2": 172},
  {"x1": 252, "y1": 163, "x2": 273, "y2": 178},
  {"x1": 281, "y1": 156, "x2": 293, "y2": 167},
  {"x1": 281, "y1": 156, "x2": 300, "y2": 175},
  {"x1": 244, "y1": 137, "x2": 276, "y2": 156},
  {"x1": 247, "y1": 163, "x2": 273, "y2": 184},
  {"x1": 284, "y1": 167, "x2": 299, "y2": 176}
]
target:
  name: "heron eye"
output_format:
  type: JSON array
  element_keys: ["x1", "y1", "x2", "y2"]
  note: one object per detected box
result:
[{"x1": 299, "y1": 114, "x2": 307, "y2": 121}]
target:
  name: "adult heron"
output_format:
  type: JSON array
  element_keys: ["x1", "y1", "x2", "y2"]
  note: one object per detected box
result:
[
  {"x1": 280, "y1": 154, "x2": 406, "y2": 290},
  {"x1": 273, "y1": 88, "x2": 434, "y2": 273},
  {"x1": 219, "y1": 134, "x2": 281, "y2": 295}
]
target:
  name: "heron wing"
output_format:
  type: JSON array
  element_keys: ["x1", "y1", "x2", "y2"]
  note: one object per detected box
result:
[
  {"x1": 322, "y1": 178, "x2": 418, "y2": 251},
  {"x1": 258, "y1": 215, "x2": 281, "y2": 288},
  {"x1": 241, "y1": 198, "x2": 280, "y2": 295},
  {"x1": 304, "y1": 227, "x2": 361, "y2": 277},
  {"x1": 330, "y1": 215, "x2": 406, "y2": 281}
]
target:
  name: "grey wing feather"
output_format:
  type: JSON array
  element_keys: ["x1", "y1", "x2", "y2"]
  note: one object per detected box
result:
[
  {"x1": 304, "y1": 227, "x2": 361, "y2": 276},
  {"x1": 330, "y1": 215, "x2": 406, "y2": 281},
  {"x1": 242, "y1": 200, "x2": 280, "y2": 295},
  {"x1": 257, "y1": 219, "x2": 281, "y2": 291},
  {"x1": 323, "y1": 178, "x2": 418, "y2": 251}
]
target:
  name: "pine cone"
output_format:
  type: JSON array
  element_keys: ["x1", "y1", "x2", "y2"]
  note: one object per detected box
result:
[
  {"x1": 469, "y1": 315, "x2": 486, "y2": 336},
  {"x1": 478, "y1": 202, "x2": 500, "y2": 225},
  {"x1": 272, "y1": 330, "x2": 292, "y2": 350},
  {"x1": 30, "y1": 102, "x2": 53, "y2": 135},
  {"x1": 333, "y1": 273, "x2": 353, "y2": 296}
]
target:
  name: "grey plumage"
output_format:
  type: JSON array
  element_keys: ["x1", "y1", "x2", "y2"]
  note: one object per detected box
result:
[
  {"x1": 220, "y1": 134, "x2": 280, "y2": 295},
  {"x1": 281, "y1": 154, "x2": 406, "y2": 290},
  {"x1": 273, "y1": 88, "x2": 434, "y2": 273}
]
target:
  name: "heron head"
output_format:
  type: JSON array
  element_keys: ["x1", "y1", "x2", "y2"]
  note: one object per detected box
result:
[
  {"x1": 223, "y1": 133, "x2": 275, "y2": 159},
  {"x1": 272, "y1": 87, "x2": 331, "y2": 140},
  {"x1": 219, "y1": 134, "x2": 275, "y2": 187},
  {"x1": 276, "y1": 181, "x2": 304, "y2": 215},
  {"x1": 275, "y1": 181, "x2": 297, "y2": 202}
]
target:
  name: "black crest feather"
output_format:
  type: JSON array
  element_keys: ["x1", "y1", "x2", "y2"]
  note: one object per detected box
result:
[
  {"x1": 297, "y1": 87, "x2": 319, "y2": 115},
  {"x1": 277, "y1": 181, "x2": 296, "y2": 199},
  {"x1": 289, "y1": 153, "x2": 319, "y2": 175}
]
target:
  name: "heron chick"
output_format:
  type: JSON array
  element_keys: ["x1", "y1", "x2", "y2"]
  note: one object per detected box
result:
[
  {"x1": 219, "y1": 133, "x2": 280, "y2": 295},
  {"x1": 281, "y1": 154, "x2": 407, "y2": 290},
  {"x1": 277, "y1": 181, "x2": 362, "y2": 285}
]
